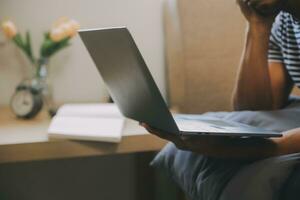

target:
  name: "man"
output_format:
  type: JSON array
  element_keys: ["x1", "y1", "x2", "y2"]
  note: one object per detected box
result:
[{"x1": 141, "y1": 0, "x2": 300, "y2": 159}]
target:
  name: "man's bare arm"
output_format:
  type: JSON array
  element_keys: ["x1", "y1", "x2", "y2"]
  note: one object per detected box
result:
[
  {"x1": 233, "y1": 46, "x2": 293, "y2": 110},
  {"x1": 268, "y1": 62, "x2": 294, "y2": 109},
  {"x1": 233, "y1": 25, "x2": 274, "y2": 110},
  {"x1": 232, "y1": 0, "x2": 293, "y2": 110}
]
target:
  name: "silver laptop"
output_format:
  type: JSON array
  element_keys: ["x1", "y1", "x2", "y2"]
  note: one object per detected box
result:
[{"x1": 79, "y1": 27, "x2": 282, "y2": 138}]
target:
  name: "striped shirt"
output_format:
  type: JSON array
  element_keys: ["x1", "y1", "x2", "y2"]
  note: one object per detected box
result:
[{"x1": 268, "y1": 11, "x2": 300, "y2": 87}]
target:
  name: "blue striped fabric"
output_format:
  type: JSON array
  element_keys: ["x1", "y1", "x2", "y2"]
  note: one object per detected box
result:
[{"x1": 268, "y1": 12, "x2": 300, "y2": 87}]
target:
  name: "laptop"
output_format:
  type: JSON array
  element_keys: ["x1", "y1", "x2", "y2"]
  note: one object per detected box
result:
[{"x1": 79, "y1": 27, "x2": 282, "y2": 138}]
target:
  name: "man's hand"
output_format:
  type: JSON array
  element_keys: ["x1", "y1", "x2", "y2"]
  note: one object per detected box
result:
[
  {"x1": 140, "y1": 122, "x2": 279, "y2": 160},
  {"x1": 237, "y1": 0, "x2": 283, "y2": 26},
  {"x1": 141, "y1": 122, "x2": 300, "y2": 160},
  {"x1": 140, "y1": 122, "x2": 226, "y2": 152}
]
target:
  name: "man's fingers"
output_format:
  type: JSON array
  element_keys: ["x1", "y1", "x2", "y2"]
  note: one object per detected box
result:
[
  {"x1": 139, "y1": 122, "x2": 186, "y2": 149},
  {"x1": 247, "y1": 0, "x2": 282, "y2": 15},
  {"x1": 237, "y1": 0, "x2": 253, "y2": 13},
  {"x1": 240, "y1": 0, "x2": 251, "y2": 6},
  {"x1": 140, "y1": 122, "x2": 176, "y2": 140}
]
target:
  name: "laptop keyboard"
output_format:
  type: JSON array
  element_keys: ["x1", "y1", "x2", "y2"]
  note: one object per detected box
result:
[{"x1": 176, "y1": 120, "x2": 224, "y2": 132}]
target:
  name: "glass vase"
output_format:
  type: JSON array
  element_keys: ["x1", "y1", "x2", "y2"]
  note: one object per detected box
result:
[
  {"x1": 35, "y1": 58, "x2": 56, "y2": 116},
  {"x1": 12, "y1": 58, "x2": 56, "y2": 118}
]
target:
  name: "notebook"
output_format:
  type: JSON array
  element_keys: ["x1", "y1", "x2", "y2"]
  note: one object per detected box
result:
[{"x1": 48, "y1": 104, "x2": 125, "y2": 143}]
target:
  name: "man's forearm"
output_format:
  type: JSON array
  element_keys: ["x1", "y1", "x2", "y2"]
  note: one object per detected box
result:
[{"x1": 233, "y1": 24, "x2": 274, "y2": 111}]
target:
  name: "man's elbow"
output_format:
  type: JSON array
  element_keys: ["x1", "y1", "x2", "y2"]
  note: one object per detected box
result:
[
  {"x1": 231, "y1": 92, "x2": 274, "y2": 111},
  {"x1": 231, "y1": 91, "x2": 249, "y2": 111},
  {"x1": 232, "y1": 95, "x2": 247, "y2": 111}
]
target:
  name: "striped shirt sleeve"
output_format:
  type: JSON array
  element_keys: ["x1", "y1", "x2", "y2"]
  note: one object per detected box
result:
[{"x1": 268, "y1": 21, "x2": 284, "y2": 63}]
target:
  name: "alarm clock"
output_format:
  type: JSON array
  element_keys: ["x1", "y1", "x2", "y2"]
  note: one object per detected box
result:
[{"x1": 10, "y1": 85, "x2": 43, "y2": 119}]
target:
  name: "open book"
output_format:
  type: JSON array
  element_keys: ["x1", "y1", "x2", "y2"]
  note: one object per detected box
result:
[{"x1": 48, "y1": 104, "x2": 125, "y2": 143}]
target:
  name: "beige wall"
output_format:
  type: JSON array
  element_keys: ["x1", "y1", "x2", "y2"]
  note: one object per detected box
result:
[
  {"x1": 165, "y1": 0, "x2": 246, "y2": 113},
  {"x1": 0, "y1": 0, "x2": 166, "y2": 106}
]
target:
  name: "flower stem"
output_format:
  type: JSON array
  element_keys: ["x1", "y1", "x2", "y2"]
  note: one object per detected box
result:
[
  {"x1": 13, "y1": 33, "x2": 36, "y2": 65},
  {"x1": 35, "y1": 57, "x2": 48, "y2": 79}
]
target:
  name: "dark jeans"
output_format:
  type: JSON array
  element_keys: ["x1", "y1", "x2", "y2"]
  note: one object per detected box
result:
[{"x1": 280, "y1": 165, "x2": 300, "y2": 200}]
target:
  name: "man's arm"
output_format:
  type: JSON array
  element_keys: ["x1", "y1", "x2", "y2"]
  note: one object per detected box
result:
[
  {"x1": 233, "y1": 25, "x2": 274, "y2": 110},
  {"x1": 268, "y1": 62, "x2": 294, "y2": 109},
  {"x1": 232, "y1": 0, "x2": 293, "y2": 110},
  {"x1": 140, "y1": 0, "x2": 299, "y2": 160}
]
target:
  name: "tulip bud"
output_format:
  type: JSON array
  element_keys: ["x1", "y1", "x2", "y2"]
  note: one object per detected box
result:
[
  {"x1": 50, "y1": 18, "x2": 80, "y2": 41},
  {"x1": 52, "y1": 16, "x2": 70, "y2": 29},
  {"x1": 50, "y1": 28, "x2": 66, "y2": 42},
  {"x1": 1, "y1": 21, "x2": 17, "y2": 39},
  {"x1": 68, "y1": 19, "x2": 80, "y2": 37},
  {"x1": 60, "y1": 23, "x2": 74, "y2": 37}
]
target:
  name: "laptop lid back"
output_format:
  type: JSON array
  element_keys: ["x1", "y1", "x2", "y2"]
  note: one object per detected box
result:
[{"x1": 79, "y1": 27, "x2": 179, "y2": 134}]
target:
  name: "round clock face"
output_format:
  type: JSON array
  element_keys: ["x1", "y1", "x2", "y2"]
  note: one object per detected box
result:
[{"x1": 11, "y1": 89, "x2": 35, "y2": 117}]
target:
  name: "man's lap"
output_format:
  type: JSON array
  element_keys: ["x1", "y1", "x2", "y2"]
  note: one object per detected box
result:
[{"x1": 152, "y1": 98, "x2": 300, "y2": 200}]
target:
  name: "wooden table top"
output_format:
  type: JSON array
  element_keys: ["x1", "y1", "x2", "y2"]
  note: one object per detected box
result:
[{"x1": 0, "y1": 107, "x2": 167, "y2": 164}]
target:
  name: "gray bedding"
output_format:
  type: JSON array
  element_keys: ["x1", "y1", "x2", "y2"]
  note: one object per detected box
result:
[{"x1": 151, "y1": 99, "x2": 300, "y2": 200}]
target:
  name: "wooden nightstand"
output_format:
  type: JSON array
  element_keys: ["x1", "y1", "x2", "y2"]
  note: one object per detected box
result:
[{"x1": 0, "y1": 107, "x2": 167, "y2": 164}]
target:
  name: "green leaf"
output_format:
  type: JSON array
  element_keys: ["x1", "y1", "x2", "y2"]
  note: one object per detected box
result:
[
  {"x1": 40, "y1": 35, "x2": 71, "y2": 58},
  {"x1": 13, "y1": 34, "x2": 23, "y2": 49},
  {"x1": 25, "y1": 31, "x2": 35, "y2": 64},
  {"x1": 12, "y1": 33, "x2": 36, "y2": 64},
  {"x1": 13, "y1": 34, "x2": 27, "y2": 54}
]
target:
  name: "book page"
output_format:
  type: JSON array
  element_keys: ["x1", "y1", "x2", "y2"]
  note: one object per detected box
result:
[
  {"x1": 48, "y1": 116, "x2": 124, "y2": 143},
  {"x1": 56, "y1": 103, "x2": 123, "y2": 118},
  {"x1": 48, "y1": 103, "x2": 125, "y2": 143}
]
